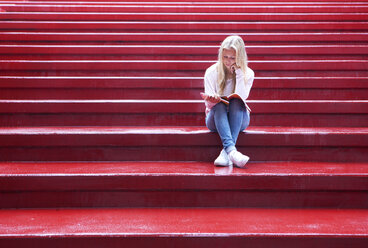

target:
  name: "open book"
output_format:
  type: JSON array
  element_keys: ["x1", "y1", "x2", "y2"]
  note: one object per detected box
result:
[
  {"x1": 219, "y1": 93, "x2": 242, "y2": 105},
  {"x1": 200, "y1": 92, "x2": 251, "y2": 112}
]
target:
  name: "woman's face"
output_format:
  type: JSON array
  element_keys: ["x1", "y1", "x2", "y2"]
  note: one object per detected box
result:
[{"x1": 222, "y1": 48, "x2": 236, "y2": 73}]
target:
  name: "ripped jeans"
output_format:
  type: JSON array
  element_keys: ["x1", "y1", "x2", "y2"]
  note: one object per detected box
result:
[{"x1": 205, "y1": 98, "x2": 250, "y2": 154}]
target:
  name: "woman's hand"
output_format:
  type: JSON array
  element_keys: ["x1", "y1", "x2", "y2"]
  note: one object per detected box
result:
[
  {"x1": 231, "y1": 63, "x2": 240, "y2": 74},
  {"x1": 200, "y1": 92, "x2": 221, "y2": 103}
]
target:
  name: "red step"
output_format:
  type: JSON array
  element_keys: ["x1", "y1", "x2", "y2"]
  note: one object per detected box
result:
[
  {"x1": 2, "y1": 0, "x2": 368, "y2": 3},
  {"x1": 1, "y1": 85, "x2": 367, "y2": 100},
  {"x1": 1, "y1": 60, "x2": 367, "y2": 71},
  {"x1": 1, "y1": 21, "x2": 367, "y2": 31},
  {"x1": 0, "y1": 126, "x2": 367, "y2": 162},
  {"x1": 1, "y1": 44, "x2": 367, "y2": 55},
  {"x1": 2, "y1": 12, "x2": 368, "y2": 21},
  {"x1": 0, "y1": 0, "x2": 367, "y2": 244},
  {"x1": 0, "y1": 100, "x2": 366, "y2": 127},
  {"x1": 1, "y1": 100, "x2": 367, "y2": 114},
  {"x1": 0, "y1": 208, "x2": 367, "y2": 247},
  {"x1": 2, "y1": 4, "x2": 368, "y2": 13},
  {"x1": 1, "y1": 161, "x2": 368, "y2": 208},
  {"x1": 1, "y1": 109, "x2": 367, "y2": 127},
  {"x1": 3, "y1": 70, "x2": 367, "y2": 77},
  {"x1": 1, "y1": 44, "x2": 365, "y2": 60},
  {"x1": 2, "y1": 55, "x2": 365, "y2": 61},
  {"x1": 1, "y1": 32, "x2": 367, "y2": 44},
  {"x1": 0, "y1": 76, "x2": 367, "y2": 101},
  {"x1": 1, "y1": 76, "x2": 367, "y2": 89}
]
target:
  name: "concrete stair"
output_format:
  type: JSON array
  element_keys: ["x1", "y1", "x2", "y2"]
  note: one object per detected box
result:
[{"x1": 0, "y1": 0, "x2": 367, "y2": 247}]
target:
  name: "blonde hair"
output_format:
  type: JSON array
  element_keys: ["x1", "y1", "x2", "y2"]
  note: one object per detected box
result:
[{"x1": 216, "y1": 35, "x2": 248, "y2": 95}]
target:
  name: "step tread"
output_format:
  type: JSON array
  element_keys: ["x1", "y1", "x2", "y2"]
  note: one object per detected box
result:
[
  {"x1": 1, "y1": 59, "x2": 367, "y2": 71},
  {"x1": 0, "y1": 208, "x2": 367, "y2": 237},
  {"x1": 2, "y1": 161, "x2": 368, "y2": 176},
  {"x1": 3, "y1": 3, "x2": 368, "y2": 10},
  {"x1": 1, "y1": 44, "x2": 368, "y2": 55},
  {"x1": 1, "y1": 126, "x2": 368, "y2": 134},
  {"x1": 1, "y1": 126, "x2": 367, "y2": 147},
  {"x1": 1, "y1": 21, "x2": 367, "y2": 31},
  {"x1": 2, "y1": 0, "x2": 368, "y2": 3},
  {"x1": 1, "y1": 100, "x2": 367, "y2": 114},
  {"x1": 2, "y1": 32, "x2": 367, "y2": 43},
  {"x1": 1, "y1": 76, "x2": 367, "y2": 89},
  {"x1": 2, "y1": 161, "x2": 367, "y2": 191},
  {"x1": 2, "y1": 12, "x2": 368, "y2": 22}
]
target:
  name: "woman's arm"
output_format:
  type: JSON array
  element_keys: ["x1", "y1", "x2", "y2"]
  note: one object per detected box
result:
[
  {"x1": 235, "y1": 67, "x2": 254, "y2": 100},
  {"x1": 203, "y1": 67, "x2": 220, "y2": 110}
]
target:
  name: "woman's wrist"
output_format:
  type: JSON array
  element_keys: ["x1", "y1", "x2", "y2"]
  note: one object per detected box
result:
[{"x1": 235, "y1": 68, "x2": 243, "y2": 76}]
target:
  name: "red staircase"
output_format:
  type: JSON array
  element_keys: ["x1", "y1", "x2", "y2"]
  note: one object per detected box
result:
[{"x1": 0, "y1": 0, "x2": 368, "y2": 247}]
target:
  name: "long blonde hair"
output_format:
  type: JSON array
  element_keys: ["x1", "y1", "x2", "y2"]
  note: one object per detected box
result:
[{"x1": 217, "y1": 35, "x2": 248, "y2": 95}]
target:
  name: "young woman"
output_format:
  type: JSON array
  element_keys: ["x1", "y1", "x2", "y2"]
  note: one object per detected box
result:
[{"x1": 201, "y1": 35, "x2": 254, "y2": 168}]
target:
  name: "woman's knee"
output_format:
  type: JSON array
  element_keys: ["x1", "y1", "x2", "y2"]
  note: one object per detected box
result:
[
  {"x1": 205, "y1": 110, "x2": 217, "y2": 132},
  {"x1": 206, "y1": 116, "x2": 217, "y2": 132},
  {"x1": 206, "y1": 102, "x2": 227, "y2": 132},
  {"x1": 212, "y1": 102, "x2": 227, "y2": 112},
  {"x1": 240, "y1": 110, "x2": 250, "y2": 131}
]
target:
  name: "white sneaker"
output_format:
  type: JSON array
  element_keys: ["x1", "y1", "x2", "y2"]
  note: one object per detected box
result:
[
  {"x1": 214, "y1": 149, "x2": 233, "y2": 167},
  {"x1": 228, "y1": 150, "x2": 249, "y2": 168}
]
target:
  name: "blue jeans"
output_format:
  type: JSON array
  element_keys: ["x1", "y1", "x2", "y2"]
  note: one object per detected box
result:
[{"x1": 206, "y1": 99, "x2": 250, "y2": 154}]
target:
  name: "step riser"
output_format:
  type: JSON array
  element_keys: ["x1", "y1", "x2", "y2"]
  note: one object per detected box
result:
[
  {"x1": 1, "y1": 77, "x2": 367, "y2": 89},
  {"x1": 2, "y1": 71, "x2": 367, "y2": 77},
  {"x1": 1, "y1": 89, "x2": 368, "y2": 100},
  {"x1": 2, "y1": 161, "x2": 366, "y2": 208},
  {"x1": 3, "y1": 0, "x2": 367, "y2": 2},
  {"x1": 2, "y1": 22, "x2": 368, "y2": 30},
  {"x1": 1, "y1": 101, "x2": 366, "y2": 114},
  {"x1": 2, "y1": 173, "x2": 367, "y2": 191},
  {"x1": 0, "y1": 236, "x2": 366, "y2": 248},
  {"x1": 1, "y1": 114, "x2": 367, "y2": 127},
  {"x1": 3, "y1": 46, "x2": 367, "y2": 55},
  {"x1": 3, "y1": 6, "x2": 368, "y2": 14},
  {"x1": 1, "y1": 60, "x2": 367, "y2": 71},
  {"x1": 0, "y1": 147, "x2": 367, "y2": 162},
  {"x1": 1, "y1": 191, "x2": 367, "y2": 208},
  {"x1": 2, "y1": 33, "x2": 367, "y2": 43},
  {"x1": 3, "y1": 71, "x2": 368, "y2": 77},
  {"x1": 2, "y1": 131, "x2": 367, "y2": 147},
  {"x1": 3, "y1": 13, "x2": 368, "y2": 21},
  {"x1": 3, "y1": 55, "x2": 368, "y2": 61}
]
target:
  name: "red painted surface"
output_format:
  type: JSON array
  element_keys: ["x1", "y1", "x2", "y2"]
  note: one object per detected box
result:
[
  {"x1": 1, "y1": 236, "x2": 368, "y2": 248},
  {"x1": 0, "y1": 126, "x2": 367, "y2": 147},
  {"x1": 2, "y1": 44, "x2": 367, "y2": 55},
  {"x1": 1, "y1": 32, "x2": 367, "y2": 43},
  {"x1": 1, "y1": 60, "x2": 367, "y2": 71},
  {"x1": 1, "y1": 88, "x2": 368, "y2": 101},
  {"x1": 2, "y1": 146, "x2": 367, "y2": 162},
  {"x1": 1, "y1": 113, "x2": 368, "y2": 127},
  {"x1": 3, "y1": 71, "x2": 366, "y2": 77},
  {"x1": 0, "y1": 76, "x2": 367, "y2": 89},
  {"x1": 1, "y1": 161, "x2": 367, "y2": 191},
  {"x1": 2, "y1": 190, "x2": 368, "y2": 209},
  {"x1": 1, "y1": 21, "x2": 367, "y2": 31},
  {"x1": 2, "y1": 5, "x2": 368, "y2": 14},
  {"x1": 0, "y1": 208, "x2": 367, "y2": 237},
  {"x1": 0, "y1": 0, "x2": 367, "y2": 245},
  {"x1": 0, "y1": 127, "x2": 367, "y2": 162},
  {"x1": 3, "y1": 0, "x2": 367, "y2": 2},
  {"x1": 2, "y1": 12, "x2": 368, "y2": 21},
  {"x1": 0, "y1": 100, "x2": 367, "y2": 114}
]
